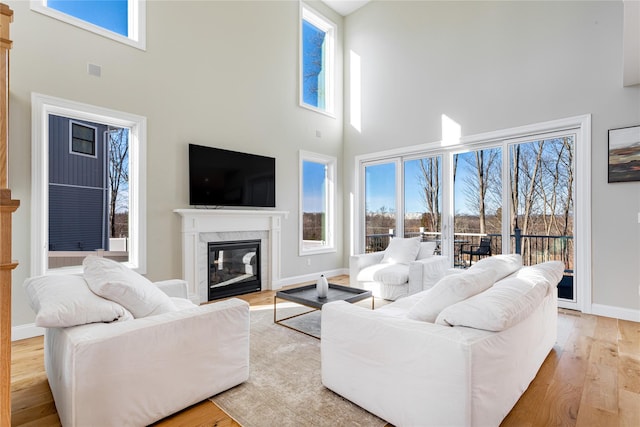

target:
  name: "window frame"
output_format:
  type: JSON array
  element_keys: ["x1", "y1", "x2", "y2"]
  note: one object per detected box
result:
[
  {"x1": 299, "y1": 150, "x2": 336, "y2": 256},
  {"x1": 30, "y1": 0, "x2": 146, "y2": 50},
  {"x1": 299, "y1": 3, "x2": 336, "y2": 117},
  {"x1": 31, "y1": 92, "x2": 147, "y2": 275},
  {"x1": 69, "y1": 120, "x2": 98, "y2": 158}
]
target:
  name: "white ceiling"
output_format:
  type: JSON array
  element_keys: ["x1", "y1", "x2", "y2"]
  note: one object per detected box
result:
[{"x1": 322, "y1": 0, "x2": 370, "y2": 16}]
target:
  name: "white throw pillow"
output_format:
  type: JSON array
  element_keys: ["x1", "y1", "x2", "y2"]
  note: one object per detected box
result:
[
  {"x1": 83, "y1": 256, "x2": 177, "y2": 318},
  {"x1": 23, "y1": 274, "x2": 132, "y2": 328},
  {"x1": 416, "y1": 241, "x2": 437, "y2": 260},
  {"x1": 435, "y1": 276, "x2": 549, "y2": 331},
  {"x1": 382, "y1": 237, "x2": 421, "y2": 264},
  {"x1": 406, "y1": 267, "x2": 496, "y2": 322},
  {"x1": 467, "y1": 254, "x2": 522, "y2": 282}
]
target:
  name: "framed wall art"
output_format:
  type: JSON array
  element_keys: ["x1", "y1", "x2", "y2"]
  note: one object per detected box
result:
[{"x1": 608, "y1": 125, "x2": 640, "y2": 183}]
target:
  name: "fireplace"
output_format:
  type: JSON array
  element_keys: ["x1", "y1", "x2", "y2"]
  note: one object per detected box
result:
[
  {"x1": 174, "y1": 209, "x2": 289, "y2": 303},
  {"x1": 208, "y1": 240, "x2": 261, "y2": 300}
]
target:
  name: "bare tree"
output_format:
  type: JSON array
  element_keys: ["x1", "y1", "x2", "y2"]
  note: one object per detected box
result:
[
  {"x1": 107, "y1": 127, "x2": 129, "y2": 239},
  {"x1": 461, "y1": 148, "x2": 501, "y2": 233},
  {"x1": 417, "y1": 157, "x2": 440, "y2": 232}
]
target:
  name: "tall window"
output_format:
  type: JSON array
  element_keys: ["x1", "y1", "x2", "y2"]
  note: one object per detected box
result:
[
  {"x1": 363, "y1": 161, "x2": 398, "y2": 252},
  {"x1": 300, "y1": 4, "x2": 335, "y2": 115},
  {"x1": 32, "y1": 93, "x2": 146, "y2": 275},
  {"x1": 31, "y1": 0, "x2": 146, "y2": 50},
  {"x1": 404, "y1": 156, "x2": 442, "y2": 244},
  {"x1": 355, "y1": 115, "x2": 590, "y2": 311},
  {"x1": 299, "y1": 151, "x2": 336, "y2": 255}
]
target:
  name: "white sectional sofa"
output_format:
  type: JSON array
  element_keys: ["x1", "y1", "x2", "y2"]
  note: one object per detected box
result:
[
  {"x1": 322, "y1": 255, "x2": 564, "y2": 427},
  {"x1": 24, "y1": 256, "x2": 250, "y2": 427}
]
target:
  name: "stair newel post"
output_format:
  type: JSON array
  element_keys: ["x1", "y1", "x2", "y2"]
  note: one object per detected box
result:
[{"x1": 0, "y1": 4, "x2": 18, "y2": 426}]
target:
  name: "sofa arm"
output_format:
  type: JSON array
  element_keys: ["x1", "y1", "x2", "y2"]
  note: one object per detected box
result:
[
  {"x1": 408, "y1": 255, "x2": 448, "y2": 293},
  {"x1": 349, "y1": 252, "x2": 385, "y2": 286},
  {"x1": 45, "y1": 298, "x2": 250, "y2": 427},
  {"x1": 154, "y1": 279, "x2": 189, "y2": 298},
  {"x1": 321, "y1": 301, "x2": 473, "y2": 427}
]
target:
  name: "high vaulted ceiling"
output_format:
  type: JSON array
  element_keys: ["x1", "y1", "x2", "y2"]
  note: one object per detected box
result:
[{"x1": 322, "y1": 0, "x2": 370, "y2": 16}]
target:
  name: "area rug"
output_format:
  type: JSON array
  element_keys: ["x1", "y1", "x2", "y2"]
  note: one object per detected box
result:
[{"x1": 210, "y1": 304, "x2": 386, "y2": 427}]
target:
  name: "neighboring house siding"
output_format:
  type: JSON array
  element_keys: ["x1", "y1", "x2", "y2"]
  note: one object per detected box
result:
[
  {"x1": 48, "y1": 186, "x2": 106, "y2": 251},
  {"x1": 48, "y1": 115, "x2": 109, "y2": 251}
]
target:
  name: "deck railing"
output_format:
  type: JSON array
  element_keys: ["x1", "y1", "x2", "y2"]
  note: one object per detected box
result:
[{"x1": 364, "y1": 231, "x2": 574, "y2": 273}]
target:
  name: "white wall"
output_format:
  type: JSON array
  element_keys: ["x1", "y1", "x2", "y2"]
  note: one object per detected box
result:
[
  {"x1": 8, "y1": 0, "x2": 344, "y2": 326},
  {"x1": 342, "y1": 1, "x2": 640, "y2": 315}
]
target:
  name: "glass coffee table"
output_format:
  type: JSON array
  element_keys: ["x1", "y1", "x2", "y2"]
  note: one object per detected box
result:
[{"x1": 274, "y1": 283, "x2": 373, "y2": 339}]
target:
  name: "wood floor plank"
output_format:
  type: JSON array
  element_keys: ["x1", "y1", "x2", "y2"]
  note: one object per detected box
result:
[
  {"x1": 618, "y1": 388, "x2": 640, "y2": 427},
  {"x1": 9, "y1": 275, "x2": 640, "y2": 427}
]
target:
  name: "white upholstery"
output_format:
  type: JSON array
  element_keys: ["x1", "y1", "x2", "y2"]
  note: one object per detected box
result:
[
  {"x1": 350, "y1": 240, "x2": 448, "y2": 300},
  {"x1": 23, "y1": 274, "x2": 132, "y2": 327},
  {"x1": 406, "y1": 267, "x2": 496, "y2": 322},
  {"x1": 322, "y1": 261, "x2": 564, "y2": 427},
  {"x1": 83, "y1": 256, "x2": 177, "y2": 318},
  {"x1": 27, "y1": 271, "x2": 250, "y2": 427}
]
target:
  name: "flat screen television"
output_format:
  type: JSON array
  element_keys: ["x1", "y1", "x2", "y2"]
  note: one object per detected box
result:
[{"x1": 189, "y1": 144, "x2": 276, "y2": 207}]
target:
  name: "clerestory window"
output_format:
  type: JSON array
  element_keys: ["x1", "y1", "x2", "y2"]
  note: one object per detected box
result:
[
  {"x1": 30, "y1": 0, "x2": 146, "y2": 50},
  {"x1": 300, "y1": 4, "x2": 335, "y2": 116}
]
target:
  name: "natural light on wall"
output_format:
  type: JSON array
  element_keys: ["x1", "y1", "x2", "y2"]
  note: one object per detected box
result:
[
  {"x1": 350, "y1": 50, "x2": 362, "y2": 133},
  {"x1": 441, "y1": 114, "x2": 461, "y2": 146}
]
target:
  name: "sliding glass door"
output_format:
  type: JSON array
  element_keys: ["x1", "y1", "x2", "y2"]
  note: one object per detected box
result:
[
  {"x1": 404, "y1": 156, "x2": 442, "y2": 246},
  {"x1": 508, "y1": 134, "x2": 575, "y2": 301},
  {"x1": 358, "y1": 128, "x2": 578, "y2": 307},
  {"x1": 363, "y1": 161, "x2": 398, "y2": 252},
  {"x1": 453, "y1": 147, "x2": 502, "y2": 266}
]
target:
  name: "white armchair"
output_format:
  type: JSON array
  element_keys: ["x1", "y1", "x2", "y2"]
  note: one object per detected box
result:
[
  {"x1": 350, "y1": 238, "x2": 448, "y2": 300},
  {"x1": 23, "y1": 256, "x2": 250, "y2": 427}
]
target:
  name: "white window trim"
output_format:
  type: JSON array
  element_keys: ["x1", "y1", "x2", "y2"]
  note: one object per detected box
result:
[
  {"x1": 30, "y1": 0, "x2": 147, "y2": 51},
  {"x1": 68, "y1": 120, "x2": 98, "y2": 158},
  {"x1": 31, "y1": 92, "x2": 147, "y2": 275},
  {"x1": 299, "y1": 3, "x2": 336, "y2": 117},
  {"x1": 299, "y1": 150, "x2": 336, "y2": 255},
  {"x1": 353, "y1": 115, "x2": 591, "y2": 314}
]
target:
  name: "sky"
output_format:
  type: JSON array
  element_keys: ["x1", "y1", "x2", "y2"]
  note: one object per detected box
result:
[
  {"x1": 365, "y1": 158, "x2": 478, "y2": 216},
  {"x1": 48, "y1": 0, "x2": 128, "y2": 36}
]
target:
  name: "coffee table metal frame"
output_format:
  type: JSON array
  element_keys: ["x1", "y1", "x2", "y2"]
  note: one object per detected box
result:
[{"x1": 274, "y1": 283, "x2": 373, "y2": 339}]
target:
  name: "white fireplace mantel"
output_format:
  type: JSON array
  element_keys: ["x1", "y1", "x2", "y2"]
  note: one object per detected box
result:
[{"x1": 174, "y1": 209, "x2": 289, "y2": 302}]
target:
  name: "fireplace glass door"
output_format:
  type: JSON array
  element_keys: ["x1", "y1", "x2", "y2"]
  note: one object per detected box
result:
[{"x1": 208, "y1": 240, "x2": 261, "y2": 300}]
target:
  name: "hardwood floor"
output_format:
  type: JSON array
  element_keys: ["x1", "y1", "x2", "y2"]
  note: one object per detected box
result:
[{"x1": 10, "y1": 275, "x2": 640, "y2": 427}]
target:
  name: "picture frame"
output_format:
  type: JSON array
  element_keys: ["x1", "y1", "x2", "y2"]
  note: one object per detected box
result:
[{"x1": 608, "y1": 125, "x2": 640, "y2": 183}]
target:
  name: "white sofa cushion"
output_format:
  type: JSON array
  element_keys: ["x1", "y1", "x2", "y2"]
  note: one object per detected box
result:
[
  {"x1": 416, "y1": 241, "x2": 437, "y2": 260},
  {"x1": 467, "y1": 254, "x2": 523, "y2": 282},
  {"x1": 435, "y1": 261, "x2": 565, "y2": 331},
  {"x1": 23, "y1": 274, "x2": 132, "y2": 328},
  {"x1": 435, "y1": 277, "x2": 547, "y2": 331},
  {"x1": 406, "y1": 267, "x2": 496, "y2": 322},
  {"x1": 83, "y1": 256, "x2": 177, "y2": 318},
  {"x1": 357, "y1": 263, "x2": 409, "y2": 286},
  {"x1": 382, "y1": 237, "x2": 421, "y2": 264}
]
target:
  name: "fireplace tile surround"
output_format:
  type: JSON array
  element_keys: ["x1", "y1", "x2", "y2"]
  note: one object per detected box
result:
[{"x1": 174, "y1": 209, "x2": 289, "y2": 303}]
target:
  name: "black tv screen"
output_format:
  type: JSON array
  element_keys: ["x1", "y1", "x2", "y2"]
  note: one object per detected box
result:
[{"x1": 189, "y1": 144, "x2": 276, "y2": 207}]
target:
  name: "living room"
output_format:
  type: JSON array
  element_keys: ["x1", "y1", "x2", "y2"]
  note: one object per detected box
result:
[{"x1": 2, "y1": 0, "x2": 639, "y2": 425}]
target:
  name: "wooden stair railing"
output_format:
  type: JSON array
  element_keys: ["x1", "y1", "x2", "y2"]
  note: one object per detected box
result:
[{"x1": 0, "y1": 4, "x2": 17, "y2": 426}]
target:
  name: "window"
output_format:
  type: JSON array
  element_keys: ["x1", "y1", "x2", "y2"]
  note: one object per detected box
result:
[
  {"x1": 300, "y1": 4, "x2": 335, "y2": 115},
  {"x1": 355, "y1": 115, "x2": 591, "y2": 312},
  {"x1": 299, "y1": 151, "x2": 336, "y2": 255},
  {"x1": 69, "y1": 121, "x2": 97, "y2": 156},
  {"x1": 30, "y1": 0, "x2": 146, "y2": 50},
  {"x1": 32, "y1": 93, "x2": 147, "y2": 275}
]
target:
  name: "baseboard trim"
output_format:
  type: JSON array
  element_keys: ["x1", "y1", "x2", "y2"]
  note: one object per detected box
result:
[
  {"x1": 275, "y1": 268, "x2": 349, "y2": 289},
  {"x1": 591, "y1": 303, "x2": 640, "y2": 322},
  {"x1": 12, "y1": 323, "x2": 44, "y2": 342}
]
